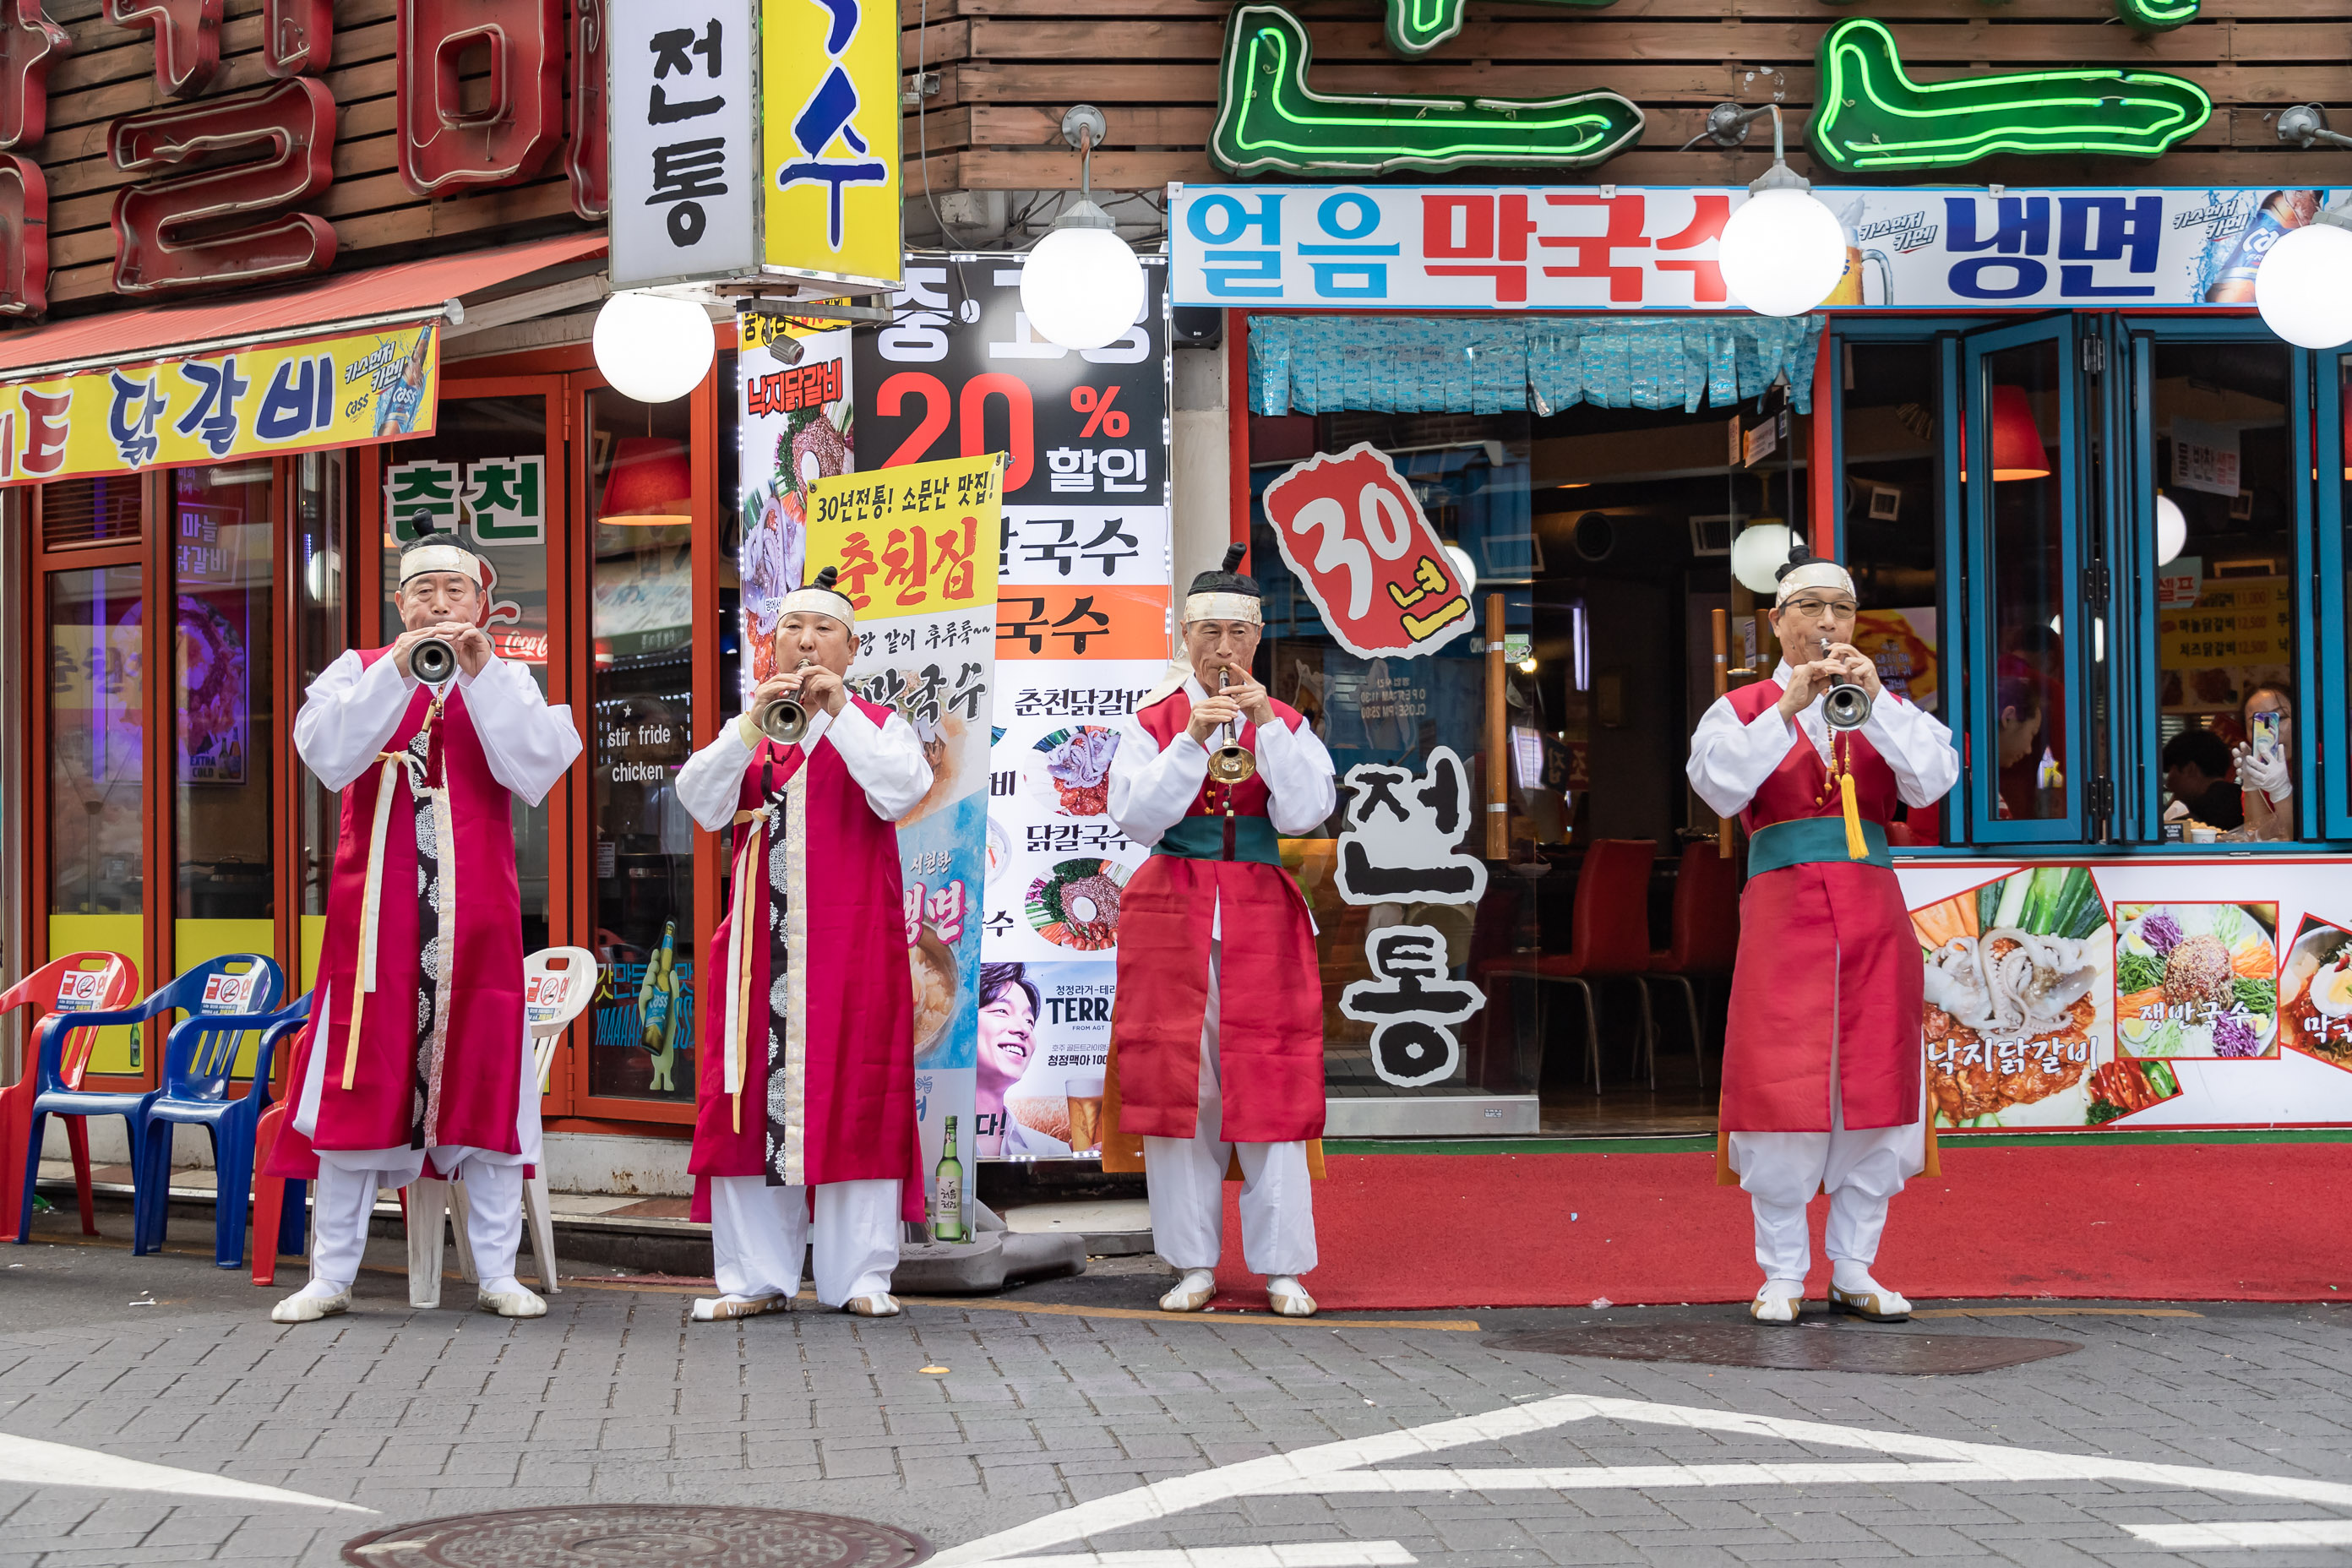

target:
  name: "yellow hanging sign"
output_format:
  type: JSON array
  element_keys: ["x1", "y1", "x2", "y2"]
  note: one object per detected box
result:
[{"x1": 761, "y1": 0, "x2": 902, "y2": 287}]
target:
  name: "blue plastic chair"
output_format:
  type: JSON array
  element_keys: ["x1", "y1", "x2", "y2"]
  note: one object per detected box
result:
[
  {"x1": 135, "y1": 988, "x2": 309, "y2": 1269},
  {"x1": 14, "y1": 955, "x2": 281, "y2": 1252}
]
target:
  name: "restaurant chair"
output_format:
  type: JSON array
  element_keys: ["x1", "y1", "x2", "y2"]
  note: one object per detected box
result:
[
  {"x1": 1476, "y1": 838, "x2": 1656, "y2": 1093},
  {"x1": 14, "y1": 954, "x2": 279, "y2": 1249},
  {"x1": 248, "y1": 1090, "x2": 311, "y2": 1288},
  {"x1": 0, "y1": 951, "x2": 140, "y2": 1242},
  {"x1": 1639, "y1": 839, "x2": 1742, "y2": 1090},
  {"x1": 406, "y1": 947, "x2": 599, "y2": 1305},
  {"x1": 134, "y1": 990, "x2": 308, "y2": 1268}
]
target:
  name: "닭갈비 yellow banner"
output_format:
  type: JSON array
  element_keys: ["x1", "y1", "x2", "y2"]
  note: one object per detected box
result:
[{"x1": 0, "y1": 318, "x2": 440, "y2": 488}]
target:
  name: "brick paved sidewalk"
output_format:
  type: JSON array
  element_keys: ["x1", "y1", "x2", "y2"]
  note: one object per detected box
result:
[{"x1": 2, "y1": 1213, "x2": 2349, "y2": 1568}]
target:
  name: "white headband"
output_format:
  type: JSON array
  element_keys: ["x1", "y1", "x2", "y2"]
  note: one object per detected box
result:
[
  {"x1": 1183, "y1": 591, "x2": 1262, "y2": 626},
  {"x1": 778, "y1": 585, "x2": 856, "y2": 631},
  {"x1": 1774, "y1": 561, "x2": 1857, "y2": 607},
  {"x1": 399, "y1": 543, "x2": 484, "y2": 587}
]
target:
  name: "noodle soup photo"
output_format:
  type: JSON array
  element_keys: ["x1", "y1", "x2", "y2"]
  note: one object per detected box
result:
[
  {"x1": 2113, "y1": 902, "x2": 2278, "y2": 1061},
  {"x1": 1910, "y1": 868, "x2": 2114, "y2": 1127},
  {"x1": 2276, "y1": 916, "x2": 2352, "y2": 1071}
]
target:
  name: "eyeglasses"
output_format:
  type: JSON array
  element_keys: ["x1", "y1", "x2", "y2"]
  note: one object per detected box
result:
[{"x1": 1783, "y1": 597, "x2": 1859, "y2": 618}]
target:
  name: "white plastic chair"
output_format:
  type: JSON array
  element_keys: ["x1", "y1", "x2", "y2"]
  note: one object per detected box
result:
[{"x1": 406, "y1": 947, "x2": 600, "y2": 1307}]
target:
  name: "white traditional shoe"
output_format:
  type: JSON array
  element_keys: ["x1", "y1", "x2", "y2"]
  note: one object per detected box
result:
[
  {"x1": 476, "y1": 1285, "x2": 548, "y2": 1318},
  {"x1": 1827, "y1": 1281, "x2": 1913, "y2": 1322},
  {"x1": 1158, "y1": 1269, "x2": 1216, "y2": 1312},
  {"x1": 1750, "y1": 1284, "x2": 1804, "y2": 1325},
  {"x1": 1266, "y1": 1277, "x2": 1316, "y2": 1318},
  {"x1": 690, "y1": 1293, "x2": 791, "y2": 1322},
  {"x1": 843, "y1": 1293, "x2": 901, "y2": 1317},
  {"x1": 270, "y1": 1287, "x2": 351, "y2": 1324}
]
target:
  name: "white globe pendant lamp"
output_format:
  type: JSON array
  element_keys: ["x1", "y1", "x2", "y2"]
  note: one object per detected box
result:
[
  {"x1": 2155, "y1": 492, "x2": 2188, "y2": 567},
  {"x1": 1730, "y1": 520, "x2": 1795, "y2": 595},
  {"x1": 1717, "y1": 106, "x2": 1847, "y2": 318},
  {"x1": 2255, "y1": 223, "x2": 2352, "y2": 351},
  {"x1": 593, "y1": 290, "x2": 716, "y2": 404},
  {"x1": 1020, "y1": 105, "x2": 1146, "y2": 351}
]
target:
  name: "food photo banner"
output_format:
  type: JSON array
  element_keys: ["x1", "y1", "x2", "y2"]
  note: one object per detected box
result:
[
  {"x1": 855, "y1": 253, "x2": 1175, "y2": 1162},
  {"x1": 1900, "y1": 859, "x2": 2352, "y2": 1132},
  {"x1": 806, "y1": 450, "x2": 1002, "y2": 1232},
  {"x1": 1169, "y1": 185, "x2": 2349, "y2": 312}
]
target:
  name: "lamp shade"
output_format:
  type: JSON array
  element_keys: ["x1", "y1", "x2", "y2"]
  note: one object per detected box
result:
[
  {"x1": 2155, "y1": 493, "x2": 2187, "y2": 566},
  {"x1": 1718, "y1": 188, "x2": 1847, "y2": 318},
  {"x1": 1988, "y1": 384, "x2": 2050, "y2": 481},
  {"x1": 1730, "y1": 520, "x2": 1794, "y2": 595},
  {"x1": 601, "y1": 437, "x2": 691, "y2": 525},
  {"x1": 2256, "y1": 223, "x2": 2352, "y2": 351},
  {"x1": 592, "y1": 291, "x2": 716, "y2": 404},
  {"x1": 1019, "y1": 223, "x2": 1146, "y2": 351}
]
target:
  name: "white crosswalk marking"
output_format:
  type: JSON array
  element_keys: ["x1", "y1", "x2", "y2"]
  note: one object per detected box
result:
[
  {"x1": 1001, "y1": 1544, "x2": 1418, "y2": 1568},
  {"x1": 2129, "y1": 1522, "x2": 2352, "y2": 1549},
  {"x1": 0, "y1": 1433, "x2": 373, "y2": 1511}
]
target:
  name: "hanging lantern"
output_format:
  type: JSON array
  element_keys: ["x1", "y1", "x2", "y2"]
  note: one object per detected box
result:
[
  {"x1": 600, "y1": 437, "x2": 693, "y2": 525},
  {"x1": 2255, "y1": 224, "x2": 2352, "y2": 351},
  {"x1": 1988, "y1": 384, "x2": 2050, "y2": 481},
  {"x1": 1730, "y1": 520, "x2": 1794, "y2": 595},
  {"x1": 2155, "y1": 493, "x2": 2187, "y2": 567}
]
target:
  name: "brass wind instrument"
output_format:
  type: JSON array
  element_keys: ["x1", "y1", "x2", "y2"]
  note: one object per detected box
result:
[
  {"x1": 1206, "y1": 666, "x2": 1258, "y2": 784},
  {"x1": 410, "y1": 635, "x2": 456, "y2": 683},
  {"x1": 1820, "y1": 635, "x2": 1872, "y2": 730},
  {"x1": 754, "y1": 656, "x2": 815, "y2": 743}
]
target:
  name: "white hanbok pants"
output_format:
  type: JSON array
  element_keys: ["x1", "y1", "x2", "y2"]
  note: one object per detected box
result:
[
  {"x1": 1143, "y1": 940, "x2": 1318, "y2": 1279},
  {"x1": 1728, "y1": 1088, "x2": 1926, "y2": 1283},
  {"x1": 308, "y1": 1152, "x2": 525, "y2": 1292},
  {"x1": 707, "y1": 1174, "x2": 902, "y2": 1306}
]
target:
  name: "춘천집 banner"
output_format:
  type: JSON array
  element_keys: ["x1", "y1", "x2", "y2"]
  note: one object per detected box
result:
[
  {"x1": 805, "y1": 451, "x2": 1001, "y2": 1231},
  {"x1": 1902, "y1": 858, "x2": 2352, "y2": 1131},
  {"x1": 0, "y1": 318, "x2": 439, "y2": 487},
  {"x1": 1169, "y1": 185, "x2": 2349, "y2": 312}
]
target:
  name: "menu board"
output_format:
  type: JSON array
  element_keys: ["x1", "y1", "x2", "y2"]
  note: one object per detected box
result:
[{"x1": 2158, "y1": 574, "x2": 2290, "y2": 716}]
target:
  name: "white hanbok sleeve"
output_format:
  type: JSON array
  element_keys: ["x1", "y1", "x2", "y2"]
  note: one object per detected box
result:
[
  {"x1": 456, "y1": 657, "x2": 583, "y2": 807},
  {"x1": 1685, "y1": 693, "x2": 1799, "y2": 819},
  {"x1": 1108, "y1": 712, "x2": 1207, "y2": 849},
  {"x1": 676, "y1": 720, "x2": 760, "y2": 833},
  {"x1": 1861, "y1": 696, "x2": 1960, "y2": 808},
  {"x1": 826, "y1": 704, "x2": 934, "y2": 821},
  {"x1": 292, "y1": 649, "x2": 414, "y2": 792},
  {"x1": 1254, "y1": 715, "x2": 1338, "y2": 836}
]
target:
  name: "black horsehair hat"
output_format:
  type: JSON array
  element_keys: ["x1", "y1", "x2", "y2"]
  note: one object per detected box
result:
[{"x1": 1183, "y1": 543, "x2": 1264, "y2": 625}]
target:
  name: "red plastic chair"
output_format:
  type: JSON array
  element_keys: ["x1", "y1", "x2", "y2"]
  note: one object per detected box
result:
[
  {"x1": 248, "y1": 1094, "x2": 308, "y2": 1287},
  {"x1": 1478, "y1": 839, "x2": 1656, "y2": 1092},
  {"x1": 0, "y1": 951, "x2": 140, "y2": 1241},
  {"x1": 1640, "y1": 840, "x2": 1742, "y2": 1090}
]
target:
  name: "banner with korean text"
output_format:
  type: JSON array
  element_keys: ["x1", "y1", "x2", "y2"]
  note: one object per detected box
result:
[
  {"x1": 0, "y1": 318, "x2": 438, "y2": 487},
  {"x1": 806, "y1": 452, "x2": 999, "y2": 1229},
  {"x1": 856, "y1": 253, "x2": 1173, "y2": 1159},
  {"x1": 762, "y1": 0, "x2": 900, "y2": 286},
  {"x1": 1170, "y1": 184, "x2": 2350, "y2": 312},
  {"x1": 738, "y1": 312, "x2": 855, "y2": 699}
]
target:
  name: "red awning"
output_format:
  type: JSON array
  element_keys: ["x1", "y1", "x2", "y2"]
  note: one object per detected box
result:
[{"x1": 0, "y1": 233, "x2": 607, "y2": 383}]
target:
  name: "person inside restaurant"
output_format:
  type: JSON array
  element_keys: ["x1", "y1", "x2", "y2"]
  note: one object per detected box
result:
[
  {"x1": 2233, "y1": 682, "x2": 2295, "y2": 841},
  {"x1": 2163, "y1": 727, "x2": 2247, "y2": 833}
]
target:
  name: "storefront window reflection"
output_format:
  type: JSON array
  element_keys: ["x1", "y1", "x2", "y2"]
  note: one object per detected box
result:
[
  {"x1": 1979, "y1": 340, "x2": 2067, "y2": 822},
  {"x1": 585, "y1": 388, "x2": 696, "y2": 1101},
  {"x1": 173, "y1": 462, "x2": 275, "y2": 1037},
  {"x1": 380, "y1": 395, "x2": 553, "y2": 953},
  {"x1": 47, "y1": 557, "x2": 144, "y2": 1073}
]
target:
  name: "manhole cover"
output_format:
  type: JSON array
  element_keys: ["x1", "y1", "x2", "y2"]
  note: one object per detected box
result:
[
  {"x1": 1484, "y1": 1323, "x2": 2079, "y2": 1375},
  {"x1": 344, "y1": 1505, "x2": 932, "y2": 1567}
]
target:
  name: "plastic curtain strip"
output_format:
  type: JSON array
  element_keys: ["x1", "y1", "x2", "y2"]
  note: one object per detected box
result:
[{"x1": 1247, "y1": 314, "x2": 1826, "y2": 417}]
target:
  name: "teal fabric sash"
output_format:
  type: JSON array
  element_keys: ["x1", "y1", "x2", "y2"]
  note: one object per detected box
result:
[
  {"x1": 1748, "y1": 817, "x2": 1892, "y2": 875},
  {"x1": 1153, "y1": 815, "x2": 1282, "y2": 867}
]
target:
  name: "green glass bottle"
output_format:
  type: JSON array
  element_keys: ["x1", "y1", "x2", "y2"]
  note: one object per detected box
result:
[{"x1": 931, "y1": 1116, "x2": 967, "y2": 1242}]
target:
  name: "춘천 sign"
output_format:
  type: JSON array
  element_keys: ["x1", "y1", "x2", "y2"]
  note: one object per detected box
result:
[{"x1": 1170, "y1": 184, "x2": 2343, "y2": 312}]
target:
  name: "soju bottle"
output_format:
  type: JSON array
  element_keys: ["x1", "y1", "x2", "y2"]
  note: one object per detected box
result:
[
  {"x1": 932, "y1": 1116, "x2": 968, "y2": 1242},
  {"x1": 639, "y1": 920, "x2": 677, "y2": 1049}
]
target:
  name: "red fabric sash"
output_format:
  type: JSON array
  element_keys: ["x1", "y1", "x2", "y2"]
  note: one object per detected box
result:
[
  {"x1": 1106, "y1": 687, "x2": 1326, "y2": 1144},
  {"x1": 270, "y1": 650, "x2": 525, "y2": 1175},
  {"x1": 1718, "y1": 678, "x2": 1924, "y2": 1132},
  {"x1": 688, "y1": 700, "x2": 926, "y2": 1223}
]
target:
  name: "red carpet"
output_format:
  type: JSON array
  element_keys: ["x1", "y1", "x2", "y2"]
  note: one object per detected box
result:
[{"x1": 1209, "y1": 1145, "x2": 2352, "y2": 1309}]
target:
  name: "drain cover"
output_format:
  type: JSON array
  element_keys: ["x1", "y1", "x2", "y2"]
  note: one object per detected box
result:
[
  {"x1": 344, "y1": 1505, "x2": 932, "y2": 1567},
  {"x1": 1485, "y1": 1323, "x2": 2079, "y2": 1375}
]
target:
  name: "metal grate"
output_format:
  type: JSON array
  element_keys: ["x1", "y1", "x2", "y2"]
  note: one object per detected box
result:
[
  {"x1": 345, "y1": 1506, "x2": 934, "y2": 1568},
  {"x1": 40, "y1": 476, "x2": 140, "y2": 550}
]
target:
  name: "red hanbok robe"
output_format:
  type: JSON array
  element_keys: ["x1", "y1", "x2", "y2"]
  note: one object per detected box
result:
[
  {"x1": 1106, "y1": 690, "x2": 1325, "y2": 1146},
  {"x1": 1718, "y1": 678, "x2": 1925, "y2": 1136},
  {"x1": 270, "y1": 648, "x2": 526, "y2": 1173},
  {"x1": 688, "y1": 697, "x2": 926, "y2": 1223}
]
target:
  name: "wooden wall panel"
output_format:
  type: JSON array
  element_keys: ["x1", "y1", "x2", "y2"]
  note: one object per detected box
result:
[{"x1": 899, "y1": 0, "x2": 2352, "y2": 192}]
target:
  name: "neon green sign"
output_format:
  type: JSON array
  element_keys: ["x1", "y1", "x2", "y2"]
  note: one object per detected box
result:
[
  {"x1": 2114, "y1": 0, "x2": 2198, "y2": 27},
  {"x1": 1211, "y1": 3, "x2": 1644, "y2": 177},
  {"x1": 1810, "y1": 17, "x2": 2210, "y2": 172},
  {"x1": 1383, "y1": 0, "x2": 1612, "y2": 59}
]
